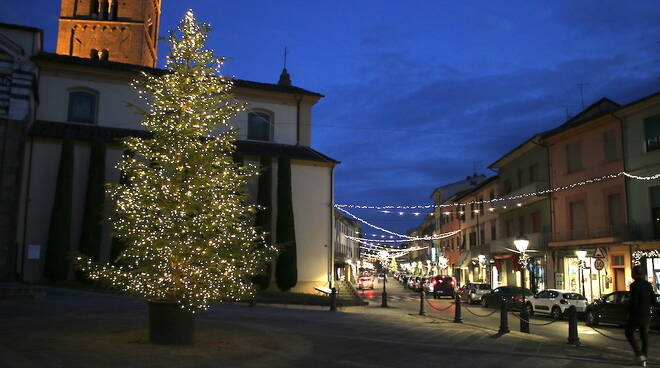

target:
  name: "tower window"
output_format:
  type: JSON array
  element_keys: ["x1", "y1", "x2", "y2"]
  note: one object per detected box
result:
[
  {"x1": 100, "y1": 49, "x2": 109, "y2": 61},
  {"x1": 90, "y1": 0, "x2": 99, "y2": 16},
  {"x1": 100, "y1": 0, "x2": 109, "y2": 20},
  {"x1": 110, "y1": 0, "x2": 118, "y2": 19},
  {"x1": 247, "y1": 111, "x2": 273, "y2": 141},
  {"x1": 67, "y1": 90, "x2": 98, "y2": 124},
  {"x1": 90, "y1": 49, "x2": 99, "y2": 59}
]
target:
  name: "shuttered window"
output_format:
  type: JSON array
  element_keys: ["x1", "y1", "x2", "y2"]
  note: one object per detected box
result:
[{"x1": 645, "y1": 115, "x2": 660, "y2": 152}]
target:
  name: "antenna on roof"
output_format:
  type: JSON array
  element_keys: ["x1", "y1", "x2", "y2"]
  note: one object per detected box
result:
[
  {"x1": 577, "y1": 82, "x2": 589, "y2": 109},
  {"x1": 283, "y1": 47, "x2": 288, "y2": 69},
  {"x1": 562, "y1": 105, "x2": 571, "y2": 120}
]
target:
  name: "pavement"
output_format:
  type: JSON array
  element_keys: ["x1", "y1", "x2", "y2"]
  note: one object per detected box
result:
[{"x1": 0, "y1": 282, "x2": 657, "y2": 368}]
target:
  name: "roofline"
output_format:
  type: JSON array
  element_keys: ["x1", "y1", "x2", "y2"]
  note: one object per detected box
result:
[
  {"x1": 0, "y1": 22, "x2": 44, "y2": 34},
  {"x1": 614, "y1": 91, "x2": 660, "y2": 117},
  {"x1": 453, "y1": 175, "x2": 499, "y2": 200},
  {"x1": 487, "y1": 134, "x2": 543, "y2": 169},
  {"x1": 32, "y1": 52, "x2": 325, "y2": 98},
  {"x1": 540, "y1": 97, "x2": 620, "y2": 141}
]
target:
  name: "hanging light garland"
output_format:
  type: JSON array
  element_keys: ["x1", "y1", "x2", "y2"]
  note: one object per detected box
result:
[{"x1": 336, "y1": 171, "x2": 659, "y2": 210}]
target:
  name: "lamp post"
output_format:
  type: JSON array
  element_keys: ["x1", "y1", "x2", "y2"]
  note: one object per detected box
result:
[
  {"x1": 576, "y1": 250, "x2": 587, "y2": 299},
  {"x1": 514, "y1": 236, "x2": 530, "y2": 333},
  {"x1": 478, "y1": 254, "x2": 486, "y2": 282},
  {"x1": 379, "y1": 250, "x2": 389, "y2": 308}
]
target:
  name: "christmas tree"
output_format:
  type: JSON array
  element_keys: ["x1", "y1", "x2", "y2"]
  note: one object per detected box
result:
[
  {"x1": 388, "y1": 257, "x2": 398, "y2": 273},
  {"x1": 76, "y1": 10, "x2": 276, "y2": 311}
]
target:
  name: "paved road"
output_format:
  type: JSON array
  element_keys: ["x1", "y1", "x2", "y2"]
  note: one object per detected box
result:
[{"x1": 360, "y1": 277, "x2": 660, "y2": 356}]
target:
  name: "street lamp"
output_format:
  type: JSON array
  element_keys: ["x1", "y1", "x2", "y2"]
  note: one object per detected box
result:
[
  {"x1": 514, "y1": 236, "x2": 530, "y2": 333},
  {"x1": 576, "y1": 250, "x2": 587, "y2": 299},
  {"x1": 379, "y1": 250, "x2": 389, "y2": 308},
  {"x1": 478, "y1": 254, "x2": 486, "y2": 282}
]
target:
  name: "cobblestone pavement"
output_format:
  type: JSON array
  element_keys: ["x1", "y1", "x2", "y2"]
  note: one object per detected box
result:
[{"x1": 0, "y1": 289, "x2": 655, "y2": 368}]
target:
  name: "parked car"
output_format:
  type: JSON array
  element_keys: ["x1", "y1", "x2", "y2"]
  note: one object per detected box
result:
[
  {"x1": 457, "y1": 283, "x2": 491, "y2": 304},
  {"x1": 481, "y1": 286, "x2": 533, "y2": 310},
  {"x1": 357, "y1": 275, "x2": 375, "y2": 290},
  {"x1": 429, "y1": 276, "x2": 457, "y2": 298},
  {"x1": 526, "y1": 289, "x2": 587, "y2": 320},
  {"x1": 585, "y1": 291, "x2": 660, "y2": 328}
]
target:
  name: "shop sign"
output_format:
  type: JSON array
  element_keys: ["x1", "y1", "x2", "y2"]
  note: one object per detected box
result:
[{"x1": 594, "y1": 259, "x2": 605, "y2": 271}]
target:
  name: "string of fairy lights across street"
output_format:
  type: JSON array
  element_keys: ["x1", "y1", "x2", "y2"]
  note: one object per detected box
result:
[
  {"x1": 338, "y1": 171, "x2": 660, "y2": 261},
  {"x1": 335, "y1": 171, "x2": 660, "y2": 213}
]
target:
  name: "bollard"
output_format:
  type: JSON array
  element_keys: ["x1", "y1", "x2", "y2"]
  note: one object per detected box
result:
[
  {"x1": 330, "y1": 287, "x2": 337, "y2": 312},
  {"x1": 567, "y1": 305, "x2": 580, "y2": 346},
  {"x1": 520, "y1": 303, "x2": 530, "y2": 333},
  {"x1": 498, "y1": 298, "x2": 510, "y2": 334},
  {"x1": 454, "y1": 293, "x2": 463, "y2": 323},
  {"x1": 419, "y1": 290, "x2": 427, "y2": 316}
]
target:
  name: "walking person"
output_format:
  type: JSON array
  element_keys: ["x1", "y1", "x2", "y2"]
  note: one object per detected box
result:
[{"x1": 626, "y1": 265, "x2": 655, "y2": 366}]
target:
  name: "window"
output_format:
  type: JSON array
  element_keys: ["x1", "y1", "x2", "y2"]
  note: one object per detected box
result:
[
  {"x1": 479, "y1": 195, "x2": 484, "y2": 212},
  {"x1": 100, "y1": 0, "x2": 109, "y2": 19},
  {"x1": 470, "y1": 203, "x2": 475, "y2": 219},
  {"x1": 247, "y1": 111, "x2": 272, "y2": 141},
  {"x1": 503, "y1": 179, "x2": 512, "y2": 194},
  {"x1": 518, "y1": 216, "x2": 525, "y2": 235},
  {"x1": 490, "y1": 222, "x2": 496, "y2": 240},
  {"x1": 566, "y1": 142, "x2": 583, "y2": 173},
  {"x1": 531, "y1": 211, "x2": 541, "y2": 233},
  {"x1": 90, "y1": 0, "x2": 99, "y2": 16},
  {"x1": 100, "y1": 49, "x2": 109, "y2": 61},
  {"x1": 90, "y1": 49, "x2": 99, "y2": 59},
  {"x1": 489, "y1": 190, "x2": 495, "y2": 200},
  {"x1": 110, "y1": 0, "x2": 118, "y2": 19},
  {"x1": 517, "y1": 170, "x2": 523, "y2": 188},
  {"x1": 645, "y1": 115, "x2": 660, "y2": 152},
  {"x1": 529, "y1": 163, "x2": 539, "y2": 182},
  {"x1": 650, "y1": 186, "x2": 660, "y2": 239},
  {"x1": 479, "y1": 225, "x2": 485, "y2": 245},
  {"x1": 603, "y1": 130, "x2": 619, "y2": 162},
  {"x1": 612, "y1": 255, "x2": 624, "y2": 267},
  {"x1": 607, "y1": 193, "x2": 623, "y2": 226},
  {"x1": 469, "y1": 231, "x2": 476, "y2": 247},
  {"x1": 505, "y1": 219, "x2": 513, "y2": 238},
  {"x1": 67, "y1": 90, "x2": 97, "y2": 124},
  {"x1": 569, "y1": 200, "x2": 586, "y2": 240}
]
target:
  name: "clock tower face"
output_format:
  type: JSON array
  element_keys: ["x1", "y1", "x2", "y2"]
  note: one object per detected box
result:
[{"x1": 56, "y1": 0, "x2": 161, "y2": 67}]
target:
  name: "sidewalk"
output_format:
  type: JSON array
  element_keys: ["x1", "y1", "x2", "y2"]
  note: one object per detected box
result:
[{"x1": 0, "y1": 291, "x2": 652, "y2": 367}]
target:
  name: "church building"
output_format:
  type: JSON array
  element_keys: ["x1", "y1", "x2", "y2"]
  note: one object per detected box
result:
[{"x1": 0, "y1": 0, "x2": 338, "y2": 294}]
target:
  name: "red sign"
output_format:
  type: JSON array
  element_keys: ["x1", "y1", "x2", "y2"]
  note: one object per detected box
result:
[{"x1": 594, "y1": 259, "x2": 605, "y2": 271}]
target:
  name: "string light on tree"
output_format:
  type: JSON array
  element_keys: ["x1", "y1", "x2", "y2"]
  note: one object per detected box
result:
[{"x1": 75, "y1": 10, "x2": 276, "y2": 312}]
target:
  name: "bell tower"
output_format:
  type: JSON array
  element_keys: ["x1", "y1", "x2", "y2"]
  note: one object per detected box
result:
[{"x1": 56, "y1": 0, "x2": 161, "y2": 67}]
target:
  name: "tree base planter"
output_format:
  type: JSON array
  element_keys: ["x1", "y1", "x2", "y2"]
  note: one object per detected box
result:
[{"x1": 148, "y1": 301, "x2": 196, "y2": 345}]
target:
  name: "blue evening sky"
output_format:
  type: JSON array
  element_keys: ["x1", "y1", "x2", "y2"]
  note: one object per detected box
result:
[{"x1": 2, "y1": 1, "x2": 659, "y2": 235}]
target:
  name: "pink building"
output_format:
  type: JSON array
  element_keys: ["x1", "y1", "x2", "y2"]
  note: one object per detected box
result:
[{"x1": 544, "y1": 98, "x2": 630, "y2": 301}]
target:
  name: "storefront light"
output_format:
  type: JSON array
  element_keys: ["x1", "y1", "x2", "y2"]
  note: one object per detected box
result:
[{"x1": 576, "y1": 250, "x2": 587, "y2": 261}]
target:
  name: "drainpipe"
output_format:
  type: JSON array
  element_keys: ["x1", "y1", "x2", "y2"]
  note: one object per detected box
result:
[
  {"x1": 613, "y1": 113, "x2": 632, "y2": 271},
  {"x1": 20, "y1": 136, "x2": 34, "y2": 281},
  {"x1": 329, "y1": 164, "x2": 335, "y2": 288},
  {"x1": 532, "y1": 137, "x2": 553, "y2": 288}
]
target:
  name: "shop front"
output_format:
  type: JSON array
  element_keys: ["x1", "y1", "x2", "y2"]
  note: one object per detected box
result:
[
  {"x1": 554, "y1": 245, "x2": 631, "y2": 302},
  {"x1": 632, "y1": 246, "x2": 660, "y2": 292}
]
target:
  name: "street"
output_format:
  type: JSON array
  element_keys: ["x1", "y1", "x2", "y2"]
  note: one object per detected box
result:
[{"x1": 360, "y1": 276, "x2": 660, "y2": 356}]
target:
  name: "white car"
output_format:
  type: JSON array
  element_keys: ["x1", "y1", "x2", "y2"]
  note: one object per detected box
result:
[{"x1": 526, "y1": 289, "x2": 587, "y2": 320}]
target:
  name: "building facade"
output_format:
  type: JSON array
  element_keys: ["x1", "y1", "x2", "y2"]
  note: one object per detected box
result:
[
  {"x1": 333, "y1": 210, "x2": 361, "y2": 284},
  {"x1": 489, "y1": 135, "x2": 551, "y2": 293},
  {"x1": 617, "y1": 93, "x2": 660, "y2": 292}
]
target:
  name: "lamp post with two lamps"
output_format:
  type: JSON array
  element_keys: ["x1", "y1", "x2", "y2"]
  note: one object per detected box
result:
[
  {"x1": 576, "y1": 250, "x2": 587, "y2": 299},
  {"x1": 513, "y1": 236, "x2": 531, "y2": 333}
]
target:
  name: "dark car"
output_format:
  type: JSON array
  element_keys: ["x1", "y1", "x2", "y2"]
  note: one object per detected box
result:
[
  {"x1": 585, "y1": 291, "x2": 660, "y2": 328},
  {"x1": 481, "y1": 286, "x2": 533, "y2": 310},
  {"x1": 430, "y1": 276, "x2": 457, "y2": 298}
]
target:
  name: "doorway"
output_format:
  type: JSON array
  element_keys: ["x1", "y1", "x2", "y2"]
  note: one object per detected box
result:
[{"x1": 614, "y1": 268, "x2": 625, "y2": 291}]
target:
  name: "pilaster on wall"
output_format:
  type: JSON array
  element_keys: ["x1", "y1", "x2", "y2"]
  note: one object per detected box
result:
[{"x1": 0, "y1": 50, "x2": 37, "y2": 281}]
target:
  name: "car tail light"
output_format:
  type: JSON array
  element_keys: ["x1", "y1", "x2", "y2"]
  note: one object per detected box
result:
[
  {"x1": 450, "y1": 280, "x2": 455, "y2": 287},
  {"x1": 432, "y1": 279, "x2": 438, "y2": 286},
  {"x1": 512, "y1": 296, "x2": 521, "y2": 301},
  {"x1": 560, "y1": 299, "x2": 568, "y2": 304}
]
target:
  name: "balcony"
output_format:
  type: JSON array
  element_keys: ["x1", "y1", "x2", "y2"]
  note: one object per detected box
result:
[
  {"x1": 492, "y1": 181, "x2": 549, "y2": 211},
  {"x1": 550, "y1": 224, "x2": 630, "y2": 246}
]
